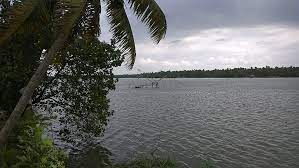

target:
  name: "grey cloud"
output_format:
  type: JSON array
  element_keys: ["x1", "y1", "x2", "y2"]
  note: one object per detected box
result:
[
  {"x1": 101, "y1": 0, "x2": 299, "y2": 42},
  {"x1": 113, "y1": 25, "x2": 299, "y2": 74},
  {"x1": 98, "y1": 0, "x2": 299, "y2": 74},
  {"x1": 156, "y1": 0, "x2": 299, "y2": 39},
  {"x1": 169, "y1": 40, "x2": 182, "y2": 44}
]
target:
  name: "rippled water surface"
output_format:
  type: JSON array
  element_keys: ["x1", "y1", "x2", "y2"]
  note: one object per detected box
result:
[{"x1": 101, "y1": 78, "x2": 299, "y2": 168}]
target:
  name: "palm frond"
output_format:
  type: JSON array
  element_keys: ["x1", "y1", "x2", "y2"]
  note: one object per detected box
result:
[
  {"x1": 105, "y1": 0, "x2": 136, "y2": 68},
  {"x1": 127, "y1": 0, "x2": 167, "y2": 43},
  {"x1": 75, "y1": 0, "x2": 101, "y2": 41},
  {"x1": 16, "y1": 0, "x2": 52, "y2": 34},
  {"x1": 0, "y1": 0, "x2": 39, "y2": 45},
  {"x1": 54, "y1": 0, "x2": 87, "y2": 39}
]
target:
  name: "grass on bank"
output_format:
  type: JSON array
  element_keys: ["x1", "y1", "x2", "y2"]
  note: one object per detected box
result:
[
  {"x1": 113, "y1": 156, "x2": 176, "y2": 168},
  {"x1": 70, "y1": 145, "x2": 217, "y2": 168},
  {"x1": 110, "y1": 152, "x2": 216, "y2": 168},
  {"x1": 113, "y1": 156, "x2": 216, "y2": 168}
]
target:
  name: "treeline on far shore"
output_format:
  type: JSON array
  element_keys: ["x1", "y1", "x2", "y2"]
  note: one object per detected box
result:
[{"x1": 117, "y1": 66, "x2": 299, "y2": 78}]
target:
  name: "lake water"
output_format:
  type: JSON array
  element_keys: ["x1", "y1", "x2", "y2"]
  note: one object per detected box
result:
[{"x1": 101, "y1": 78, "x2": 299, "y2": 168}]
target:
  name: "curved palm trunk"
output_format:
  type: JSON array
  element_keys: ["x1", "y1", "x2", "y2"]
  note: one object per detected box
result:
[{"x1": 0, "y1": 34, "x2": 68, "y2": 146}]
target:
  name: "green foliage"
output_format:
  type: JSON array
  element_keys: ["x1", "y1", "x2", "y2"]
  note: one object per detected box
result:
[
  {"x1": 0, "y1": 0, "x2": 39, "y2": 44},
  {"x1": 0, "y1": 32, "x2": 42, "y2": 111},
  {"x1": 69, "y1": 147, "x2": 177, "y2": 168},
  {"x1": 54, "y1": 0, "x2": 86, "y2": 39},
  {"x1": 66, "y1": 145, "x2": 219, "y2": 168},
  {"x1": 0, "y1": 110, "x2": 67, "y2": 168},
  {"x1": 73, "y1": 0, "x2": 101, "y2": 41},
  {"x1": 114, "y1": 156, "x2": 176, "y2": 168},
  {"x1": 117, "y1": 66, "x2": 299, "y2": 78},
  {"x1": 0, "y1": 1, "x2": 55, "y2": 112},
  {"x1": 34, "y1": 38, "x2": 124, "y2": 143},
  {"x1": 112, "y1": 156, "x2": 217, "y2": 168}
]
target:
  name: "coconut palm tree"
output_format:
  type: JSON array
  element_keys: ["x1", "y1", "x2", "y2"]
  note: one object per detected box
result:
[{"x1": 0, "y1": 0, "x2": 167, "y2": 145}]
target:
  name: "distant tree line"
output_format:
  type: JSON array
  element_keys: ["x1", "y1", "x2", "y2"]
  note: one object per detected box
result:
[{"x1": 117, "y1": 66, "x2": 299, "y2": 78}]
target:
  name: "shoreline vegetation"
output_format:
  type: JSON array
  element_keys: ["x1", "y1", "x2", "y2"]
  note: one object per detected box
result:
[
  {"x1": 69, "y1": 145, "x2": 216, "y2": 168},
  {"x1": 116, "y1": 66, "x2": 299, "y2": 78}
]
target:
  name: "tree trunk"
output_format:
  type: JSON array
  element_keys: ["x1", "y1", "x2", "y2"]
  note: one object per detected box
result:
[{"x1": 0, "y1": 34, "x2": 68, "y2": 147}]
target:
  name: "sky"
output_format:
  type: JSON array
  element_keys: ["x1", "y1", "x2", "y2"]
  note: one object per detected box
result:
[{"x1": 99, "y1": 0, "x2": 299, "y2": 74}]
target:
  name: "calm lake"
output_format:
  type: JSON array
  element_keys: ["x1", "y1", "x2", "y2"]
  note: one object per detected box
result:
[{"x1": 101, "y1": 78, "x2": 299, "y2": 168}]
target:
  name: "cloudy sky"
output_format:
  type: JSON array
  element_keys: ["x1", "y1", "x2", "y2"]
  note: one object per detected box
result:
[{"x1": 100, "y1": 0, "x2": 299, "y2": 74}]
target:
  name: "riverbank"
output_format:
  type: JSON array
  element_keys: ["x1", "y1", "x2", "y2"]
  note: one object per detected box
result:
[
  {"x1": 68, "y1": 144, "x2": 216, "y2": 168},
  {"x1": 116, "y1": 66, "x2": 299, "y2": 78}
]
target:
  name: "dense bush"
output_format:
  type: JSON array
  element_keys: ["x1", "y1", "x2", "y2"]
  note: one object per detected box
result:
[
  {"x1": 0, "y1": 109, "x2": 67, "y2": 168},
  {"x1": 34, "y1": 39, "x2": 124, "y2": 144}
]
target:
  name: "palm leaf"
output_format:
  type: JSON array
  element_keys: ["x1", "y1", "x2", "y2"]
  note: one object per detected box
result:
[
  {"x1": 16, "y1": 0, "x2": 52, "y2": 35},
  {"x1": 54, "y1": 0, "x2": 87, "y2": 39},
  {"x1": 127, "y1": 0, "x2": 167, "y2": 43},
  {"x1": 0, "y1": 0, "x2": 39, "y2": 45},
  {"x1": 105, "y1": 0, "x2": 136, "y2": 68},
  {"x1": 75, "y1": 0, "x2": 101, "y2": 41}
]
